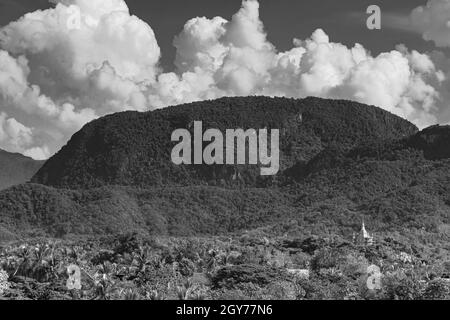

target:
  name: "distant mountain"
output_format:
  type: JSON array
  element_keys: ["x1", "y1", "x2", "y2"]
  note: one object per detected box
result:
[
  {"x1": 0, "y1": 149, "x2": 44, "y2": 191},
  {"x1": 31, "y1": 96, "x2": 417, "y2": 189}
]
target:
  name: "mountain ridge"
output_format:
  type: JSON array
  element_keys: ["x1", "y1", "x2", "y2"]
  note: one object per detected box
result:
[
  {"x1": 31, "y1": 96, "x2": 418, "y2": 189},
  {"x1": 0, "y1": 149, "x2": 44, "y2": 191}
]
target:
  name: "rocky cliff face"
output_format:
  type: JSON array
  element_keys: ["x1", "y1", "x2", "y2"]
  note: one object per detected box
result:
[{"x1": 0, "y1": 149, "x2": 44, "y2": 191}]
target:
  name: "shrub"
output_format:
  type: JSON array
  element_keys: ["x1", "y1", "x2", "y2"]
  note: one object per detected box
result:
[
  {"x1": 0, "y1": 268, "x2": 9, "y2": 295},
  {"x1": 114, "y1": 233, "x2": 141, "y2": 256},
  {"x1": 212, "y1": 264, "x2": 289, "y2": 289},
  {"x1": 91, "y1": 250, "x2": 115, "y2": 265},
  {"x1": 382, "y1": 272, "x2": 425, "y2": 300},
  {"x1": 310, "y1": 248, "x2": 340, "y2": 272},
  {"x1": 423, "y1": 279, "x2": 450, "y2": 300},
  {"x1": 177, "y1": 258, "x2": 196, "y2": 277},
  {"x1": 340, "y1": 254, "x2": 369, "y2": 279}
]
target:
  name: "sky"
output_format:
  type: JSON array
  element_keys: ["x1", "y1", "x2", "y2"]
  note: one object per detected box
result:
[
  {"x1": 0, "y1": 0, "x2": 450, "y2": 160},
  {"x1": 127, "y1": 0, "x2": 438, "y2": 69},
  {"x1": 0, "y1": 0, "x2": 439, "y2": 69}
]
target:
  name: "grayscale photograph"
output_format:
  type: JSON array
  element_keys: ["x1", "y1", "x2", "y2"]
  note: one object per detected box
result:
[{"x1": 0, "y1": 0, "x2": 448, "y2": 304}]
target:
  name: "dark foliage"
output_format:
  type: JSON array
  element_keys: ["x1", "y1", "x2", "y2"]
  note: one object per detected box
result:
[
  {"x1": 212, "y1": 264, "x2": 290, "y2": 289},
  {"x1": 31, "y1": 96, "x2": 417, "y2": 189}
]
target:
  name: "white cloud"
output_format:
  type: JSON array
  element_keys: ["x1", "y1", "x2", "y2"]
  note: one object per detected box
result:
[
  {"x1": 0, "y1": 0, "x2": 448, "y2": 160},
  {"x1": 23, "y1": 146, "x2": 50, "y2": 161},
  {"x1": 0, "y1": 0, "x2": 160, "y2": 158},
  {"x1": 411, "y1": 0, "x2": 450, "y2": 47},
  {"x1": 0, "y1": 112, "x2": 32, "y2": 148},
  {"x1": 164, "y1": 2, "x2": 445, "y2": 127},
  {"x1": 0, "y1": 112, "x2": 49, "y2": 159}
]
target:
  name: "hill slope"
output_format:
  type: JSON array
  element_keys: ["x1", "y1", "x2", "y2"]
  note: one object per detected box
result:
[
  {"x1": 0, "y1": 139, "x2": 449, "y2": 241},
  {"x1": 31, "y1": 96, "x2": 417, "y2": 189},
  {"x1": 0, "y1": 149, "x2": 44, "y2": 191}
]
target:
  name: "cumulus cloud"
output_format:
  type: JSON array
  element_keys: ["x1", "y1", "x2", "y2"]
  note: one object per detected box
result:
[
  {"x1": 407, "y1": 0, "x2": 450, "y2": 125},
  {"x1": 0, "y1": 112, "x2": 32, "y2": 149},
  {"x1": 160, "y1": 2, "x2": 445, "y2": 128},
  {"x1": 0, "y1": 112, "x2": 49, "y2": 159},
  {"x1": 411, "y1": 0, "x2": 450, "y2": 47},
  {"x1": 0, "y1": 0, "x2": 160, "y2": 159},
  {"x1": 0, "y1": 0, "x2": 448, "y2": 159}
]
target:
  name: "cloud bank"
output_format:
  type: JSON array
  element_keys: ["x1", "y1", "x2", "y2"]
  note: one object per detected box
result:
[{"x1": 0, "y1": 0, "x2": 448, "y2": 159}]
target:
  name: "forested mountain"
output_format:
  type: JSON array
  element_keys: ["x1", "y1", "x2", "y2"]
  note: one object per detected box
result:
[
  {"x1": 1, "y1": 97, "x2": 447, "y2": 244},
  {"x1": 31, "y1": 96, "x2": 417, "y2": 189}
]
